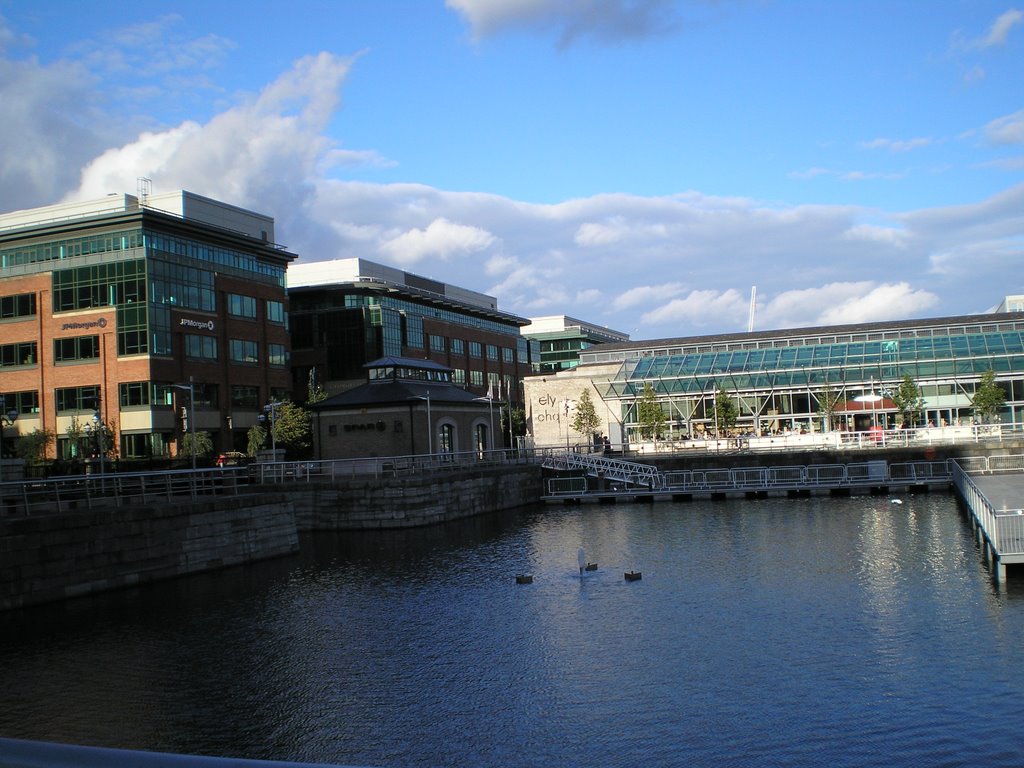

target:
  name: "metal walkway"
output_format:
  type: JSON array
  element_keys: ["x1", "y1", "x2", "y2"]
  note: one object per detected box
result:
[
  {"x1": 542, "y1": 451, "x2": 666, "y2": 489},
  {"x1": 950, "y1": 455, "x2": 1024, "y2": 582},
  {"x1": 543, "y1": 455, "x2": 951, "y2": 500}
]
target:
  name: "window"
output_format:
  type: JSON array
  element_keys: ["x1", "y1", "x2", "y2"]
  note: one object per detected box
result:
[
  {"x1": 266, "y1": 299, "x2": 285, "y2": 324},
  {"x1": 119, "y1": 382, "x2": 150, "y2": 407},
  {"x1": 430, "y1": 335, "x2": 446, "y2": 353},
  {"x1": 54, "y1": 335, "x2": 99, "y2": 363},
  {"x1": 0, "y1": 341, "x2": 37, "y2": 367},
  {"x1": 452, "y1": 338, "x2": 465, "y2": 355},
  {"x1": 56, "y1": 385, "x2": 101, "y2": 413},
  {"x1": 193, "y1": 383, "x2": 219, "y2": 408},
  {"x1": 487, "y1": 344, "x2": 498, "y2": 361},
  {"x1": 230, "y1": 339, "x2": 259, "y2": 364},
  {"x1": 0, "y1": 293, "x2": 36, "y2": 320},
  {"x1": 231, "y1": 385, "x2": 260, "y2": 408},
  {"x1": 452, "y1": 368, "x2": 466, "y2": 385},
  {"x1": 0, "y1": 390, "x2": 39, "y2": 414},
  {"x1": 228, "y1": 293, "x2": 257, "y2": 319},
  {"x1": 185, "y1": 334, "x2": 218, "y2": 361},
  {"x1": 502, "y1": 347, "x2": 513, "y2": 363},
  {"x1": 470, "y1": 370, "x2": 484, "y2": 386},
  {"x1": 267, "y1": 343, "x2": 288, "y2": 367},
  {"x1": 469, "y1": 342, "x2": 482, "y2": 358}
]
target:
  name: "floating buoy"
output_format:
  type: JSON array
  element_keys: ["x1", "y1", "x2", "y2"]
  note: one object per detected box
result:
[
  {"x1": 515, "y1": 574, "x2": 533, "y2": 584},
  {"x1": 624, "y1": 571, "x2": 642, "y2": 581},
  {"x1": 585, "y1": 562, "x2": 598, "y2": 571},
  {"x1": 890, "y1": 499, "x2": 903, "y2": 505}
]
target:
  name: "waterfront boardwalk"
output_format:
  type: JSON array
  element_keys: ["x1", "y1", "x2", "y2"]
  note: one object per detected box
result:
[{"x1": 951, "y1": 458, "x2": 1024, "y2": 581}]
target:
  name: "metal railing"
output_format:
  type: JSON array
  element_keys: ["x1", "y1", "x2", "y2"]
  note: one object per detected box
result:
[
  {"x1": 546, "y1": 459, "x2": 954, "y2": 496},
  {"x1": 950, "y1": 459, "x2": 1024, "y2": 558},
  {"x1": 0, "y1": 450, "x2": 543, "y2": 518}
]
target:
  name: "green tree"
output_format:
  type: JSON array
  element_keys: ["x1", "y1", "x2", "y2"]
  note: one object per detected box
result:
[
  {"x1": 14, "y1": 428, "x2": 54, "y2": 464},
  {"x1": 500, "y1": 406, "x2": 527, "y2": 441},
  {"x1": 891, "y1": 374, "x2": 926, "y2": 427},
  {"x1": 247, "y1": 424, "x2": 267, "y2": 456},
  {"x1": 636, "y1": 383, "x2": 665, "y2": 441},
  {"x1": 181, "y1": 430, "x2": 214, "y2": 460},
  {"x1": 571, "y1": 389, "x2": 602, "y2": 444},
  {"x1": 971, "y1": 370, "x2": 1005, "y2": 424},
  {"x1": 816, "y1": 382, "x2": 842, "y2": 432},
  {"x1": 270, "y1": 400, "x2": 313, "y2": 458},
  {"x1": 306, "y1": 367, "x2": 328, "y2": 405},
  {"x1": 713, "y1": 387, "x2": 739, "y2": 434},
  {"x1": 65, "y1": 416, "x2": 85, "y2": 459}
]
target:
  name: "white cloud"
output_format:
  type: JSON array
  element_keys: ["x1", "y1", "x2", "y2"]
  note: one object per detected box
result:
[
  {"x1": 445, "y1": 0, "x2": 681, "y2": 46},
  {"x1": 861, "y1": 137, "x2": 933, "y2": 152},
  {"x1": 641, "y1": 289, "x2": 748, "y2": 330},
  {"x1": 759, "y1": 282, "x2": 939, "y2": 328},
  {"x1": 613, "y1": 283, "x2": 685, "y2": 311},
  {"x1": 841, "y1": 224, "x2": 909, "y2": 248},
  {"x1": 380, "y1": 217, "x2": 497, "y2": 264},
  {"x1": 979, "y1": 8, "x2": 1023, "y2": 48},
  {"x1": 984, "y1": 109, "x2": 1024, "y2": 146}
]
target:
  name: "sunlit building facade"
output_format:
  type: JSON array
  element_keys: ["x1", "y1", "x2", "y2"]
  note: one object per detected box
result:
[
  {"x1": 525, "y1": 308, "x2": 1024, "y2": 447},
  {"x1": 0, "y1": 191, "x2": 295, "y2": 462},
  {"x1": 521, "y1": 315, "x2": 629, "y2": 373}
]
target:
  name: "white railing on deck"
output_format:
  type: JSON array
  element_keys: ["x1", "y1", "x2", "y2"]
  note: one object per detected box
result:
[{"x1": 950, "y1": 459, "x2": 1024, "y2": 558}]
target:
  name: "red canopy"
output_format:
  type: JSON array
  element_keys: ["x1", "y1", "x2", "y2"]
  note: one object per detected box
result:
[{"x1": 833, "y1": 398, "x2": 897, "y2": 412}]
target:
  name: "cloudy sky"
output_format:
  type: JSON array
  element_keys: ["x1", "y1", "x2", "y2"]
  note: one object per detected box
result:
[{"x1": 1, "y1": 1, "x2": 1022, "y2": 339}]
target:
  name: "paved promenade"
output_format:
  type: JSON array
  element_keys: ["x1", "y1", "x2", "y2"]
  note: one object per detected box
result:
[{"x1": 970, "y1": 473, "x2": 1024, "y2": 513}]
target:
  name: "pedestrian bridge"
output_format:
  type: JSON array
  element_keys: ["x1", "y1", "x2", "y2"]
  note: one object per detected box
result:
[{"x1": 542, "y1": 451, "x2": 951, "y2": 500}]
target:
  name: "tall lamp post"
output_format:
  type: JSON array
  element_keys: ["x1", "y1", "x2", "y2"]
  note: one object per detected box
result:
[
  {"x1": 563, "y1": 399, "x2": 574, "y2": 453},
  {"x1": 173, "y1": 376, "x2": 197, "y2": 470},
  {"x1": 410, "y1": 393, "x2": 432, "y2": 454},
  {"x1": 0, "y1": 396, "x2": 18, "y2": 482},
  {"x1": 260, "y1": 400, "x2": 283, "y2": 458},
  {"x1": 474, "y1": 389, "x2": 495, "y2": 452}
]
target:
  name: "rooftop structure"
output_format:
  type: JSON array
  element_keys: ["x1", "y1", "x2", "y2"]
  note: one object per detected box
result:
[{"x1": 521, "y1": 314, "x2": 629, "y2": 373}]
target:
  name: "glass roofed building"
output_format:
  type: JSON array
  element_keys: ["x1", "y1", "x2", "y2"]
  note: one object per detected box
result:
[{"x1": 524, "y1": 305, "x2": 1024, "y2": 448}]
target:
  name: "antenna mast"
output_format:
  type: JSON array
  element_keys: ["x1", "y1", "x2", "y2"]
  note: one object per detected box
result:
[{"x1": 746, "y1": 286, "x2": 757, "y2": 333}]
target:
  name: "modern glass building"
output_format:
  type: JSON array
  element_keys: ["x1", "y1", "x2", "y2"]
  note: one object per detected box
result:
[
  {"x1": 521, "y1": 315, "x2": 630, "y2": 373},
  {"x1": 576, "y1": 310, "x2": 1024, "y2": 441},
  {"x1": 0, "y1": 190, "x2": 295, "y2": 462}
]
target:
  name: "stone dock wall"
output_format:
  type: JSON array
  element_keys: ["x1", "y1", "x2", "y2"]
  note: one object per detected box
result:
[{"x1": 0, "y1": 465, "x2": 543, "y2": 611}]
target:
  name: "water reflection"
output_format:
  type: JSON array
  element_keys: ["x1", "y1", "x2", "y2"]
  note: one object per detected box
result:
[{"x1": 3, "y1": 495, "x2": 1024, "y2": 767}]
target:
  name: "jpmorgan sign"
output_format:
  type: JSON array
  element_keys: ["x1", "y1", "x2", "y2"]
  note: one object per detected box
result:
[
  {"x1": 179, "y1": 317, "x2": 215, "y2": 332},
  {"x1": 60, "y1": 317, "x2": 107, "y2": 332}
]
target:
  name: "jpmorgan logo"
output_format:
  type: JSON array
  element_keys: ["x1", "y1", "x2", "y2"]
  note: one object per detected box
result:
[
  {"x1": 60, "y1": 317, "x2": 107, "y2": 331},
  {"x1": 179, "y1": 318, "x2": 215, "y2": 331}
]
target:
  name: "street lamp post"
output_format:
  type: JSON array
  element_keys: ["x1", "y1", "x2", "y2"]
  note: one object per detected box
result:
[
  {"x1": 0, "y1": 396, "x2": 18, "y2": 482},
  {"x1": 260, "y1": 400, "x2": 283, "y2": 458},
  {"x1": 473, "y1": 390, "x2": 495, "y2": 452},
  {"x1": 172, "y1": 376, "x2": 197, "y2": 471},
  {"x1": 410, "y1": 393, "x2": 432, "y2": 454},
  {"x1": 563, "y1": 399, "x2": 574, "y2": 453}
]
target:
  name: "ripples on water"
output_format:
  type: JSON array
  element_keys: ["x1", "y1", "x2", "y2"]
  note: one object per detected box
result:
[{"x1": 3, "y1": 495, "x2": 1024, "y2": 767}]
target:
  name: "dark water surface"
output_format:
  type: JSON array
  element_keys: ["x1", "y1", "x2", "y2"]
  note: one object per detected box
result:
[{"x1": 3, "y1": 495, "x2": 1024, "y2": 767}]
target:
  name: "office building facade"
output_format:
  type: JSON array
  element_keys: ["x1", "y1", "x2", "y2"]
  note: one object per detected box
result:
[
  {"x1": 521, "y1": 315, "x2": 630, "y2": 373},
  {"x1": 287, "y1": 258, "x2": 533, "y2": 406},
  {"x1": 0, "y1": 191, "x2": 295, "y2": 462}
]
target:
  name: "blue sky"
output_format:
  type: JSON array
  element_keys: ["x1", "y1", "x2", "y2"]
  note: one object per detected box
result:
[{"x1": 1, "y1": 0, "x2": 1022, "y2": 338}]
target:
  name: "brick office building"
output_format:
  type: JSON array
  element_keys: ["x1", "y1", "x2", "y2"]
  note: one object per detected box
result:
[
  {"x1": 287, "y1": 259, "x2": 536, "y2": 408},
  {"x1": 0, "y1": 190, "x2": 295, "y2": 463}
]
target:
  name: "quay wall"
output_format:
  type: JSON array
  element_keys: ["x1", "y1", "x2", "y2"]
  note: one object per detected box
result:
[
  {"x1": 291, "y1": 464, "x2": 544, "y2": 530},
  {"x1": 0, "y1": 465, "x2": 543, "y2": 611},
  {"x1": 0, "y1": 494, "x2": 299, "y2": 611}
]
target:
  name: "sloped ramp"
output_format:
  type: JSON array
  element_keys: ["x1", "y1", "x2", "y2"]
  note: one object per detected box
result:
[{"x1": 544, "y1": 451, "x2": 666, "y2": 489}]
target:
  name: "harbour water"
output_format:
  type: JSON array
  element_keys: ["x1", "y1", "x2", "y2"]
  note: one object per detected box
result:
[{"x1": 3, "y1": 494, "x2": 1024, "y2": 767}]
